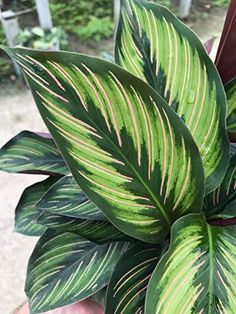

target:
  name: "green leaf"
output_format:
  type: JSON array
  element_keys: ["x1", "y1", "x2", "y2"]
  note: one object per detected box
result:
[
  {"x1": 3, "y1": 47, "x2": 204, "y2": 243},
  {"x1": 26, "y1": 229, "x2": 130, "y2": 313},
  {"x1": 230, "y1": 143, "x2": 236, "y2": 157},
  {"x1": 145, "y1": 213, "x2": 236, "y2": 314},
  {"x1": 115, "y1": 0, "x2": 229, "y2": 193},
  {"x1": 0, "y1": 131, "x2": 68, "y2": 175},
  {"x1": 37, "y1": 175, "x2": 105, "y2": 221},
  {"x1": 222, "y1": 199, "x2": 236, "y2": 218},
  {"x1": 106, "y1": 242, "x2": 165, "y2": 314},
  {"x1": 15, "y1": 177, "x2": 59, "y2": 236},
  {"x1": 204, "y1": 154, "x2": 236, "y2": 218},
  {"x1": 226, "y1": 78, "x2": 236, "y2": 131},
  {"x1": 36, "y1": 211, "x2": 133, "y2": 244}
]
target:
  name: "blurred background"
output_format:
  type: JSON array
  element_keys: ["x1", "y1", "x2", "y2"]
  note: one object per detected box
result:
[{"x1": 0, "y1": 0, "x2": 229, "y2": 313}]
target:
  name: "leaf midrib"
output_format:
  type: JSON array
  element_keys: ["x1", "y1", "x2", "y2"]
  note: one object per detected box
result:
[{"x1": 85, "y1": 117, "x2": 171, "y2": 228}]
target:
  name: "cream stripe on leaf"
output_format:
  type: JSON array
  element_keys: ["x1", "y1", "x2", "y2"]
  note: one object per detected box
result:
[
  {"x1": 0, "y1": 131, "x2": 68, "y2": 175},
  {"x1": 3, "y1": 47, "x2": 204, "y2": 243},
  {"x1": 145, "y1": 213, "x2": 236, "y2": 314},
  {"x1": 115, "y1": 0, "x2": 229, "y2": 194},
  {"x1": 36, "y1": 175, "x2": 106, "y2": 221},
  {"x1": 25, "y1": 229, "x2": 130, "y2": 313},
  {"x1": 204, "y1": 154, "x2": 236, "y2": 219},
  {"x1": 15, "y1": 177, "x2": 59, "y2": 236},
  {"x1": 225, "y1": 78, "x2": 236, "y2": 131},
  {"x1": 36, "y1": 211, "x2": 133, "y2": 244},
  {"x1": 105, "y1": 242, "x2": 165, "y2": 314}
]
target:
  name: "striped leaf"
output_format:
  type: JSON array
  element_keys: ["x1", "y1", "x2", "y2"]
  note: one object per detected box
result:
[
  {"x1": 204, "y1": 154, "x2": 236, "y2": 218},
  {"x1": 0, "y1": 131, "x2": 68, "y2": 175},
  {"x1": 36, "y1": 212, "x2": 132, "y2": 244},
  {"x1": 26, "y1": 229, "x2": 130, "y2": 313},
  {"x1": 15, "y1": 177, "x2": 59, "y2": 236},
  {"x1": 145, "y1": 213, "x2": 236, "y2": 314},
  {"x1": 37, "y1": 175, "x2": 105, "y2": 221},
  {"x1": 3, "y1": 47, "x2": 204, "y2": 243},
  {"x1": 115, "y1": 0, "x2": 229, "y2": 193},
  {"x1": 226, "y1": 78, "x2": 236, "y2": 131},
  {"x1": 106, "y1": 242, "x2": 165, "y2": 314}
]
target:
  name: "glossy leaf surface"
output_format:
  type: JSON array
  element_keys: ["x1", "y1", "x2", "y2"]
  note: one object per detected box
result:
[
  {"x1": 145, "y1": 214, "x2": 236, "y2": 314},
  {"x1": 106, "y1": 242, "x2": 164, "y2": 314},
  {"x1": 4, "y1": 47, "x2": 204, "y2": 243},
  {"x1": 0, "y1": 131, "x2": 68, "y2": 175},
  {"x1": 26, "y1": 229, "x2": 130, "y2": 313},
  {"x1": 36, "y1": 212, "x2": 132, "y2": 244},
  {"x1": 37, "y1": 175, "x2": 105, "y2": 220},
  {"x1": 15, "y1": 177, "x2": 58, "y2": 236},
  {"x1": 115, "y1": 0, "x2": 229, "y2": 193}
]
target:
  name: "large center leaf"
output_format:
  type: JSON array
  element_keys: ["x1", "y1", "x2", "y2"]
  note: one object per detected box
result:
[
  {"x1": 115, "y1": 0, "x2": 229, "y2": 193},
  {"x1": 145, "y1": 214, "x2": 236, "y2": 313},
  {"x1": 3, "y1": 47, "x2": 204, "y2": 243}
]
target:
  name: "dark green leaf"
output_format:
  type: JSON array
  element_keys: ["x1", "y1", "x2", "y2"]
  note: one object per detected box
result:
[
  {"x1": 226, "y1": 78, "x2": 236, "y2": 131},
  {"x1": 15, "y1": 177, "x2": 59, "y2": 236},
  {"x1": 37, "y1": 175, "x2": 105, "y2": 220},
  {"x1": 106, "y1": 242, "x2": 165, "y2": 314},
  {"x1": 204, "y1": 154, "x2": 236, "y2": 218},
  {"x1": 36, "y1": 211, "x2": 133, "y2": 244},
  {"x1": 221, "y1": 199, "x2": 236, "y2": 218},
  {"x1": 26, "y1": 229, "x2": 130, "y2": 313},
  {"x1": 0, "y1": 131, "x2": 68, "y2": 175}
]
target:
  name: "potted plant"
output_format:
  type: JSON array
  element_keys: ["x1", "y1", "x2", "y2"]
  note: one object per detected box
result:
[{"x1": 1, "y1": 0, "x2": 236, "y2": 313}]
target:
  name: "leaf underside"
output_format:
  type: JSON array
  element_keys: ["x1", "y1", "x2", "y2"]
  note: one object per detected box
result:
[
  {"x1": 115, "y1": 0, "x2": 229, "y2": 193},
  {"x1": 3, "y1": 47, "x2": 204, "y2": 243},
  {"x1": 26, "y1": 229, "x2": 130, "y2": 313},
  {"x1": 0, "y1": 131, "x2": 68, "y2": 175},
  {"x1": 145, "y1": 213, "x2": 236, "y2": 314}
]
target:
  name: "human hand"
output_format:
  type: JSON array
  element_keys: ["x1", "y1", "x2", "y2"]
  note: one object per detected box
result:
[{"x1": 15, "y1": 299, "x2": 104, "y2": 314}]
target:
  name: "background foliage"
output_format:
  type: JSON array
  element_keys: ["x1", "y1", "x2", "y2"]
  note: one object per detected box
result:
[{"x1": 0, "y1": 0, "x2": 230, "y2": 79}]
